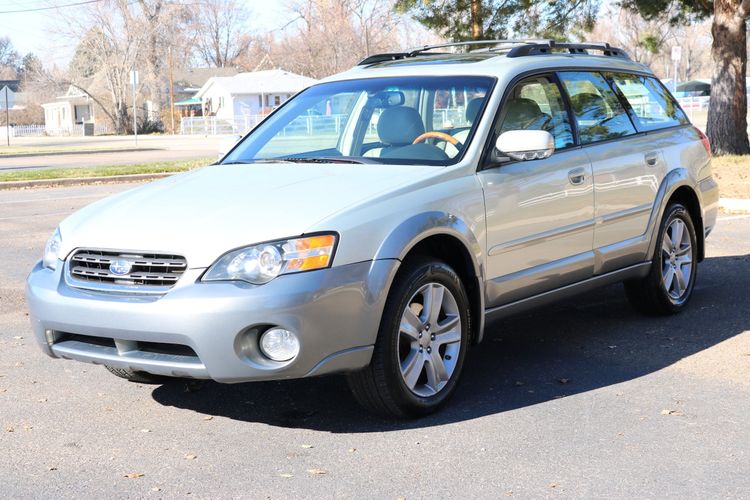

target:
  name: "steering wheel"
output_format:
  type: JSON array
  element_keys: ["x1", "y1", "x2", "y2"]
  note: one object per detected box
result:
[{"x1": 412, "y1": 131, "x2": 464, "y2": 148}]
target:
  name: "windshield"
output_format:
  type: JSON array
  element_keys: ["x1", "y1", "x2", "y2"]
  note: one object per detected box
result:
[{"x1": 222, "y1": 76, "x2": 494, "y2": 166}]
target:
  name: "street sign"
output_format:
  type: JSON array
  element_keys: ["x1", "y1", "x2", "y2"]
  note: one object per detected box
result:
[
  {"x1": 129, "y1": 70, "x2": 139, "y2": 86},
  {"x1": 671, "y1": 46, "x2": 682, "y2": 62}
]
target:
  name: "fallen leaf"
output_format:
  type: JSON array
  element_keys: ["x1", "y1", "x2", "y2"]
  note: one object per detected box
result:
[
  {"x1": 151, "y1": 487, "x2": 161, "y2": 492},
  {"x1": 660, "y1": 409, "x2": 684, "y2": 416},
  {"x1": 5, "y1": 426, "x2": 14, "y2": 433},
  {"x1": 13, "y1": 336, "x2": 23, "y2": 340},
  {"x1": 47, "y1": 466, "x2": 57, "y2": 471},
  {"x1": 607, "y1": 345, "x2": 617, "y2": 349},
  {"x1": 301, "y1": 444, "x2": 314, "y2": 449},
  {"x1": 38, "y1": 398, "x2": 47, "y2": 403},
  {"x1": 125, "y1": 472, "x2": 144, "y2": 479},
  {"x1": 557, "y1": 378, "x2": 571, "y2": 384},
  {"x1": 348, "y1": 448, "x2": 356, "y2": 453},
  {"x1": 141, "y1": 429, "x2": 151, "y2": 433},
  {"x1": 185, "y1": 454, "x2": 197, "y2": 460},
  {"x1": 307, "y1": 468, "x2": 327, "y2": 475},
  {"x1": 549, "y1": 482, "x2": 559, "y2": 489},
  {"x1": 203, "y1": 416, "x2": 213, "y2": 421},
  {"x1": 278, "y1": 473, "x2": 293, "y2": 479}
]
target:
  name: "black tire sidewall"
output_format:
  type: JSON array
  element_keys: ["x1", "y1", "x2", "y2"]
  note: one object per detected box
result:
[
  {"x1": 651, "y1": 203, "x2": 698, "y2": 312},
  {"x1": 379, "y1": 259, "x2": 471, "y2": 415}
]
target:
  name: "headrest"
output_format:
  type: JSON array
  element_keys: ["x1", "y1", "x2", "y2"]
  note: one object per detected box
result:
[
  {"x1": 501, "y1": 98, "x2": 545, "y2": 130},
  {"x1": 377, "y1": 106, "x2": 425, "y2": 146}
]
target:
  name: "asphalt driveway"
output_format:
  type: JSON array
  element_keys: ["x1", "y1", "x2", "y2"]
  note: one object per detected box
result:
[{"x1": 1, "y1": 183, "x2": 749, "y2": 498}]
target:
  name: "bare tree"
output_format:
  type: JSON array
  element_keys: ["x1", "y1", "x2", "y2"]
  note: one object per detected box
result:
[
  {"x1": 270, "y1": 0, "x2": 401, "y2": 78},
  {"x1": 190, "y1": 0, "x2": 253, "y2": 67}
]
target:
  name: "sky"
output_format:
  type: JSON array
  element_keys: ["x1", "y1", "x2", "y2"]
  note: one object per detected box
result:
[{"x1": 0, "y1": 0, "x2": 290, "y2": 67}]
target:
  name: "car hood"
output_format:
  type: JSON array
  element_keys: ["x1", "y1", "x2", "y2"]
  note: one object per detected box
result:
[{"x1": 58, "y1": 162, "x2": 436, "y2": 268}]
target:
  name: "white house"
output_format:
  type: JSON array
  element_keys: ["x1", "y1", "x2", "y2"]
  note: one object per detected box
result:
[
  {"x1": 195, "y1": 69, "x2": 318, "y2": 119},
  {"x1": 42, "y1": 85, "x2": 96, "y2": 132}
]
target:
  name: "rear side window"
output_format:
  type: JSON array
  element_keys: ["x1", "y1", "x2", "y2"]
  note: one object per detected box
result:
[
  {"x1": 559, "y1": 72, "x2": 636, "y2": 144},
  {"x1": 608, "y1": 73, "x2": 689, "y2": 132}
]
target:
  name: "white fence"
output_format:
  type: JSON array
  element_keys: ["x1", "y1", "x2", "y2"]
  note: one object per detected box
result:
[
  {"x1": 180, "y1": 115, "x2": 266, "y2": 135},
  {"x1": 0, "y1": 123, "x2": 113, "y2": 137}
]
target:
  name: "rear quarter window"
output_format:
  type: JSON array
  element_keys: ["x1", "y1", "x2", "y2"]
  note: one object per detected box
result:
[{"x1": 608, "y1": 73, "x2": 689, "y2": 132}]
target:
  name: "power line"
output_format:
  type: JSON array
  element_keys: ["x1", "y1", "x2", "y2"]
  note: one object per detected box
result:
[{"x1": 0, "y1": 0, "x2": 102, "y2": 14}]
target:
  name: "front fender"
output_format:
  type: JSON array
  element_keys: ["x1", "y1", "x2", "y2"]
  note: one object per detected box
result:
[{"x1": 373, "y1": 211, "x2": 487, "y2": 342}]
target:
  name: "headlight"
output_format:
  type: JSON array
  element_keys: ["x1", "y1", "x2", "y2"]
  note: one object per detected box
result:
[
  {"x1": 202, "y1": 233, "x2": 337, "y2": 284},
  {"x1": 43, "y1": 227, "x2": 62, "y2": 270}
]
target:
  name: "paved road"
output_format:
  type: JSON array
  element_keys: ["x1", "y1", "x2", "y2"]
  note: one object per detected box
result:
[
  {"x1": 1, "y1": 183, "x2": 749, "y2": 498},
  {"x1": 0, "y1": 135, "x2": 224, "y2": 171}
]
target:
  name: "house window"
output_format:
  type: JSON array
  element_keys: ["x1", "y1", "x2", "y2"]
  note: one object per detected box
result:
[
  {"x1": 274, "y1": 95, "x2": 281, "y2": 106},
  {"x1": 258, "y1": 95, "x2": 262, "y2": 107}
]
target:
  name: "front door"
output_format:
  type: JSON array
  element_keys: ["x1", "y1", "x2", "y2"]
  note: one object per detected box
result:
[{"x1": 479, "y1": 75, "x2": 595, "y2": 308}]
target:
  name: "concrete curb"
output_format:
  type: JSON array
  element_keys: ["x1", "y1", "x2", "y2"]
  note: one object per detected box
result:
[
  {"x1": 0, "y1": 147, "x2": 159, "y2": 159},
  {"x1": 720, "y1": 197, "x2": 750, "y2": 214},
  {"x1": 0, "y1": 172, "x2": 175, "y2": 190}
]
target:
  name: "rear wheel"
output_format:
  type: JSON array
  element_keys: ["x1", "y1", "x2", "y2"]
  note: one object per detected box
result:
[
  {"x1": 104, "y1": 365, "x2": 168, "y2": 384},
  {"x1": 347, "y1": 258, "x2": 470, "y2": 417},
  {"x1": 625, "y1": 202, "x2": 698, "y2": 315}
]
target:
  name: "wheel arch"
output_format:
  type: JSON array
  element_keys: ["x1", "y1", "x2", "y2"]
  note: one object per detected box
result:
[
  {"x1": 646, "y1": 168, "x2": 705, "y2": 263},
  {"x1": 374, "y1": 212, "x2": 486, "y2": 344}
]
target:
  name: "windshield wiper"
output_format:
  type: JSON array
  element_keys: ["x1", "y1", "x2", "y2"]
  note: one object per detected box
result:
[{"x1": 276, "y1": 156, "x2": 369, "y2": 164}]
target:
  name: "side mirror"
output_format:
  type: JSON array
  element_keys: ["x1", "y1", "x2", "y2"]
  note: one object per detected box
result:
[
  {"x1": 495, "y1": 130, "x2": 555, "y2": 161},
  {"x1": 218, "y1": 134, "x2": 243, "y2": 159}
]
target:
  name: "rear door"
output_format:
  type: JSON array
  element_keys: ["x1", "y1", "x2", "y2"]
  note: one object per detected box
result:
[{"x1": 559, "y1": 71, "x2": 691, "y2": 273}]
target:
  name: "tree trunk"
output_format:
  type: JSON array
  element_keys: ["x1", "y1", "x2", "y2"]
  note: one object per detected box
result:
[
  {"x1": 706, "y1": 0, "x2": 750, "y2": 155},
  {"x1": 470, "y1": 0, "x2": 482, "y2": 40}
]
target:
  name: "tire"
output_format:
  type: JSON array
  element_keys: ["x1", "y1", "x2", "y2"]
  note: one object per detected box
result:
[
  {"x1": 624, "y1": 202, "x2": 698, "y2": 315},
  {"x1": 347, "y1": 257, "x2": 471, "y2": 418},
  {"x1": 104, "y1": 365, "x2": 169, "y2": 384}
]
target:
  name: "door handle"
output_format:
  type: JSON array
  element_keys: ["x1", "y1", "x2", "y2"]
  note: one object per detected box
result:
[
  {"x1": 645, "y1": 152, "x2": 659, "y2": 167},
  {"x1": 568, "y1": 167, "x2": 586, "y2": 185}
]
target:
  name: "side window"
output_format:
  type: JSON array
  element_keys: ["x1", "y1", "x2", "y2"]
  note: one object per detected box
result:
[
  {"x1": 496, "y1": 76, "x2": 574, "y2": 150},
  {"x1": 559, "y1": 72, "x2": 636, "y2": 144},
  {"x1": 608, "y1": 73, "x2": 689, "y2": 132}
]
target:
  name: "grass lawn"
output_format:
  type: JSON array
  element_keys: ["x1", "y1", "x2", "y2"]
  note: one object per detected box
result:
[
  {"x1": 0, "y1": 158, "x2": 213, "y2": 183},
  {"x1": 712, "y1": 155, "x2": 750, "y2": 199}
]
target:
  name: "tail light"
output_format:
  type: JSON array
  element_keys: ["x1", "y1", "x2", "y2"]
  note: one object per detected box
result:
[{"x1": 695, "y1": 127, "x2": 711, "y2": 156}]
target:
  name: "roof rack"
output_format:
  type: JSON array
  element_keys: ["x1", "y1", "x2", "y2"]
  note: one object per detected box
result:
[
  {"x1": 357, "y1": 39, "x2": 630, "y2": 66},
  {"x1": 357, "y1": 39, "x2": 551, "y2": 66},
  {"x1": 506, "y1": 41, "x2": 630, "y2": 59}
]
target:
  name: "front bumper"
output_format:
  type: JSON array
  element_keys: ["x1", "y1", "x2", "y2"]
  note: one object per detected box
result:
[{"x1": 26, "y1": 259, "x2": 399, "y2": 383}]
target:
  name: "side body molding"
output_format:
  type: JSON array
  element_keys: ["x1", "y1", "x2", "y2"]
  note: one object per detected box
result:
[{"x1": 373, "y1": 211, "x2": 487, "y2": 343}]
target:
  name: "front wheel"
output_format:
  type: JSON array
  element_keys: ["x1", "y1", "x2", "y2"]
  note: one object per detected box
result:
[
  {"x1": 347, "y1": 258, "x2": 470, "y2": 417},
  {"x1": 625, "y1": 202, "x2": 698, "y2": 315}
]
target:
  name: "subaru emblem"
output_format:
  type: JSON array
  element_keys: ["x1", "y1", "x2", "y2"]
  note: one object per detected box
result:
[{"x1": 109, "y1": 259, "x2": 132, "y2": 276}]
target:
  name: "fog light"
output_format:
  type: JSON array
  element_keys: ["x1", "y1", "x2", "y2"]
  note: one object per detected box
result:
[{"x1": 259, "y1": 328, "x2": 300, "y2": 362}]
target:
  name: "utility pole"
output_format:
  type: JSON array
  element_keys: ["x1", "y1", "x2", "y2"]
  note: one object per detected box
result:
[
  {"x1": 168, "y1": 47, "x2": 175, "y2": 134},
  {"x1": 130, "y1": 70, "x2": 139, "y2": 146},
  {"x1": 4, "y1": 86, "x2": 9, "y2": 147}
]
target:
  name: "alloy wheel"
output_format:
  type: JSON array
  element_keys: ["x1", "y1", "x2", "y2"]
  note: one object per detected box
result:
[
  {"x1": 398, "y1": 282, "x2": 462, "y2": 397},
  {"x1": 661, "y1": 218, "x2": 693, "y2": 301}
]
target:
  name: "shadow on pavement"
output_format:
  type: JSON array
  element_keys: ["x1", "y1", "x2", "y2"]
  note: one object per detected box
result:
[{"x1": 151, "y1": 254, "x2": 750, "y2": 432}]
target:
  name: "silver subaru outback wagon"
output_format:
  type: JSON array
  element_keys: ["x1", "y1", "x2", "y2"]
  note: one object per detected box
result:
[{"x1": 26, "y1": 40, "x2": 719, "y2": 417}]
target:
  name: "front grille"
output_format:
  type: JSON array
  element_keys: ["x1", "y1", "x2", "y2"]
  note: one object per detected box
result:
[{"x1": 68, "y1": 249, "x2": 187, "y2": 288}]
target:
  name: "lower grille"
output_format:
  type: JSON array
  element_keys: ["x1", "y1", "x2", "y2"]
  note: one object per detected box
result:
[{"x1": 68, "y1": 249, "x2": 187, "y2": 289}]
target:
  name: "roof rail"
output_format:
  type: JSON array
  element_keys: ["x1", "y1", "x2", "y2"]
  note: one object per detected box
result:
[
  {"x1": 506, "y1": 41, "x2": 630, "y2": 59},
  {"x1": 357, "y1": 39, "x2": 551, "y2": 66},
  {"x1": 357, "y1": 39, "x2": 631, "y2": 66}
]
